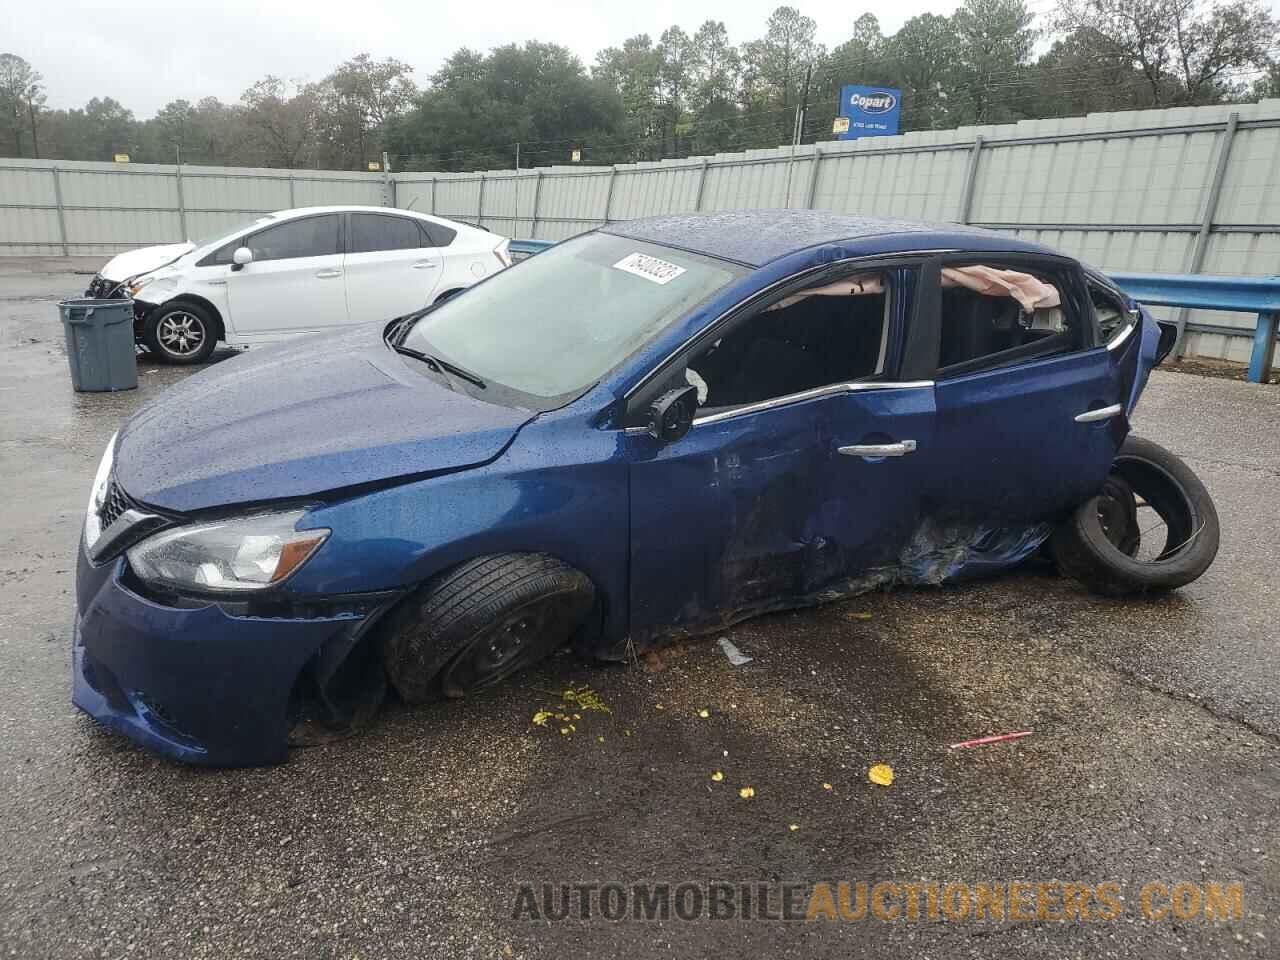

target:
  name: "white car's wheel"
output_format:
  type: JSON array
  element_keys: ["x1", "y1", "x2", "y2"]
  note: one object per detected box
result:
[{"x1": 144, "y1": 303, "x2": 218, "y2": 364}]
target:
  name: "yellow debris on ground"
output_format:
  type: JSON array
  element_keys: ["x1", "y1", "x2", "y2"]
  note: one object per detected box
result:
[{"x1": 868, "y1": 764, "x2": 894, "y2": 787}]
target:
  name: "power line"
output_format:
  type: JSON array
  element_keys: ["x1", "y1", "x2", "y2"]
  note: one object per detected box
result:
[{"x1": 399, "y1": 96, "x2": 844, "y2": 170}]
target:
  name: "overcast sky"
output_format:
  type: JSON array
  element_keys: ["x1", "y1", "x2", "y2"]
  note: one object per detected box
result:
[
  {"x1": 6, "y1": 0, "x2": 1278, "y2": 117},
  {"x1": 6, "y1": 0, "x2": 972, "y2": 116}
]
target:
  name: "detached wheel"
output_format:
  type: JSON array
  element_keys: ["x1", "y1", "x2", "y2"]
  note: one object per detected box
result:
[
  {"x1": 143, "y1": 302, "x2": 217, "y2": 364},
  {"x1": 1052, "y1": 436, "x2": 1219, "y2": 596},
  {"x1": 380, "y1": 554, "x2": 595, "y2": 704}
]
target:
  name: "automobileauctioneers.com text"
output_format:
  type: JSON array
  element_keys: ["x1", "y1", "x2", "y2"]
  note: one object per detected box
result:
[{"x1": 512, "y1": 880, "x2": 1244, "y2": 923}]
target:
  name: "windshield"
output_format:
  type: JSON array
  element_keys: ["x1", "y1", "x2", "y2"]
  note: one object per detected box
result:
[
  {"x1": 401, "y1": 232, "x2": 743, "y2": 400},
  {"x1": 190, "y1": 214, "x2": 276, "y2": 249}
]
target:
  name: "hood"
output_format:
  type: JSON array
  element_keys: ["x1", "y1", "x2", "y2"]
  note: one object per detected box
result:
[
  {"x1": 100, "y1": 242, "x2": 195, "y2": 282},
  {"x1": 115, "y1": 323, "x2": 535, "y2": 513}
]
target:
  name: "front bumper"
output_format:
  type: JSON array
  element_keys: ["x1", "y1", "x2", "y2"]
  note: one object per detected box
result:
[
  {"x1": 74, "y1": 548, "x2": 388, "y2": 766},
  {"x1": 82, "y1": 277, "x2": 152, "y2": 339},
  {"x1": 129, "y1": 298, "x2": 156, "y2": 340}
]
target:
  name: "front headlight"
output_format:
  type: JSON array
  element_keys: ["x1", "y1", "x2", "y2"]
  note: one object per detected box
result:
[
  {"x1": 126, "y1": 274, "x2": 177, "y2": 298},
  {"x1": 126, "y1": 509, "x2": 329, "y2": 594},
  {"x1": 84, "y1": 432, "x2": 117, "y2": 550}
]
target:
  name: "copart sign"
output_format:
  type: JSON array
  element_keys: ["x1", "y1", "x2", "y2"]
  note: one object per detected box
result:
[{"x1": 836, "y1": 85, "x2": 902, "y2": 140}]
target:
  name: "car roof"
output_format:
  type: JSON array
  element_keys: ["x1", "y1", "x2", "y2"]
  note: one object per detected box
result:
[
  {"x1": 272, "y1": 205, "x2": 446, "y2": 220},
  {"x1": 603, "y1": 210, "x2": 1057, "y2": 268}
]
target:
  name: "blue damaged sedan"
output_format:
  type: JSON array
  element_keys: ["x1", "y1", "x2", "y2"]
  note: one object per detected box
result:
[{"x1": 74, "y1": 211, "x2": 1218, "y2": 765}]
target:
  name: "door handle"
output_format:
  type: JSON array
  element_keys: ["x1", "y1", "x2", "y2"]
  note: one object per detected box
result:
[
  {"x1": 1074, "y1": 403, "x2": 1123, "y2": 423},
  {"x1": 315, "y1": 269, "x2": 342, "y2": 279},
  {"x1": 839, "y1": 440, "x2": 917, "y2": 458},
  {"x1": 412, "y1": 260, "x2": 438, "y2": 270}
]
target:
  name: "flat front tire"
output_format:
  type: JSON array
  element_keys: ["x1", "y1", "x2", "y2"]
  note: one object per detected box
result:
[
  {"x1": 143, "y1": 302, "x2": 218, "y2": 364},
  {"x1": 380, "y1": 554, "x2": 595, "y2": 704}
]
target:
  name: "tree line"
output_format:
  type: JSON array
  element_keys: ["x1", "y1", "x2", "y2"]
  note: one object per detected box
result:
[{"x1": 1, "y1": 0, "x2": 1276, "y2": 173}]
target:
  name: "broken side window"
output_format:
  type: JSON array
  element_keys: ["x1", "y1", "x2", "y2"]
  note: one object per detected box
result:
[
  {"x1": 687, "y1": 271, "x2": 890, "y2": 411},
  {"x1": 937, "y1": 264, "x2": 1078, "y2": 375},
  {"x1": 1088, "y1": 280, "x2": 1135, "y2": 344}
]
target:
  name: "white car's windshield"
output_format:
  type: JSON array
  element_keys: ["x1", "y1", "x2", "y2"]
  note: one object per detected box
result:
[
  {"x1": 402, "y1": 232, "x2": 742, "y2": 399},
  {"x1": 190, "y1": 214, "x2": 276, "y2": 249}
]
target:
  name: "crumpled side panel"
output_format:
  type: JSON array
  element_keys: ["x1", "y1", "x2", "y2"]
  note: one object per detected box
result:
[
  {"x1": 609, "y1": 516, "x2": 1052, "y2": 658},
  {"x1": 891, "y1": 517, "x2": 1054, "y2": 585}
]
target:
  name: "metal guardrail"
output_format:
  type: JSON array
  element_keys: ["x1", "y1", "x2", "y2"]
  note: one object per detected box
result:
[
  {"x1": 508, "y1": 238, "x2": 554, "y2": 262},
  {"x1": 1111, "y1": 272, "x2": 1280, "y2": 383}
]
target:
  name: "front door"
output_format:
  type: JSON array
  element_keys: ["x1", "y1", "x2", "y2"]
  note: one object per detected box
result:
[
  {"x1": 627, "y1": 385, "x2": 935, "y2": 644},
  {"x1": 226, "y1": 213, "x2": 348, "y2": 339},
  {"x1": 625, "y1": 260, "x2": 933, "y2": 645},
  {"x1": 343, "y1": 212, "x2": 443, "y2": 325}
]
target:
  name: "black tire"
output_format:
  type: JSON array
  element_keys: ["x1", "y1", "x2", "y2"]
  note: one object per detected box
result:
[
  {"x1": 1051, "y1": 436, "x2": 1219, "y2": 596},
  {"x1": 380, "y1": 554, "x2": 595, "y2": 704},
  {"x1": 143, "y1": 301, "x2": 218, "y2": 364}
]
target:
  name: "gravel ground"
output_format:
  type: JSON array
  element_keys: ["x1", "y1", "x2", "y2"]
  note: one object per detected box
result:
[{"x1": 0, "y1": 259, "x2": 1275, "y2": 959}]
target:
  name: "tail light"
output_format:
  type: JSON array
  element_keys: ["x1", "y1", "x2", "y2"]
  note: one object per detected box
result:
[{"x1": 494, "y1": 239, "x2": 513, "y2": 268}]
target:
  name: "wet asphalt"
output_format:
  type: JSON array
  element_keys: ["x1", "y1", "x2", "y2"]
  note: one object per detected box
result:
[{"x1": 0, "y1": 258, "x2": 1275, "y2": 959}]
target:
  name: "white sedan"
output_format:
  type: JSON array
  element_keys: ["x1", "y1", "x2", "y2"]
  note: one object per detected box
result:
[{"x1": 86, "y1": 206, "x2": 512, "y2": 363}]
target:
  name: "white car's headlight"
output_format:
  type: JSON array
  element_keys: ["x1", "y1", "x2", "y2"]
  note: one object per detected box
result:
[
  {"x1": 84, "y1": 432, "x2": 117, "y2": 550},
  {"x1": 126, "y1": 509, "x2": 329, "y2": 594},
  {"x1": 126, "y1": 275, "x2": 176, "y2": 298},
  {"x1": 125, "y1": 276, "x2": 154, "y2": 296}
]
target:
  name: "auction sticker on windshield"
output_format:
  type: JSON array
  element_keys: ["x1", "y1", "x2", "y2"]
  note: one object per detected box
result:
[{"x1": 613, "y1": 252, "x2": 687, "y2": 285}]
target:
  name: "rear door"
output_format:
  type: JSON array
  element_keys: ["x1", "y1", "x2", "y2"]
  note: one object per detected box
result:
[
  {"x1": 916, "y1": 255, "x2": 1124, "y2": 525},
  {"x1": 344, "y1": 213, "x2": 442, "y2": 324},
  {"x1": 224, "y1": 213, "x2": 347, "y2": 338}
]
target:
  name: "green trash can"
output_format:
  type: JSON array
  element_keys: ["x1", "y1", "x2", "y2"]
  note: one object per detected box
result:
[{"x1": 59, "y1": 298, "x2": 138, "y2": 392}]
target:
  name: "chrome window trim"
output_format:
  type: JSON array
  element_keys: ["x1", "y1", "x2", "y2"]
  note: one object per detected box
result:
[
  {"x1": 621, "y1": 249, "x2": 960, "y2": 406},
  {"x1": 692, "y1": 380, "x2": 935, "y2": 427},
  {"x1": 1106, "y1": 316, "x2": 1138, "y2": 351}
]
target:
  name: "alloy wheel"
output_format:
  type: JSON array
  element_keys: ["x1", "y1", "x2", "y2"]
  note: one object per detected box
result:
[{"x1": 156, "y1": 312, "x2": 206, "y2": 358}]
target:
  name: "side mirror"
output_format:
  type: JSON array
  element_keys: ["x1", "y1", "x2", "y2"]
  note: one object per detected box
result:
[
  {"x1": 231, "y1": 246, "x2": 253, "y2": 271},
  {"x1": 647, "y1": 385, "x2": 698, "y2": 444}
]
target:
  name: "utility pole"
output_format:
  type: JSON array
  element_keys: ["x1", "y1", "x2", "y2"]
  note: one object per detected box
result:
[
  {"x1": 785, "y1": 63, "x2": 813, "y2": 205},
  {"x1": 27, "y1": 96, "x2": 39, "y2": 159},
  {"x1": 382, "y1": 151, "x2": 394, "y2": 208},
  {"x1": 795, "y1": 63, "x2": 813, "y2": 146},
  {"x1": 515, "y1": 141, "x2": 520, "y2": 170}
]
